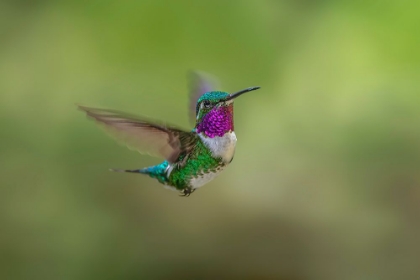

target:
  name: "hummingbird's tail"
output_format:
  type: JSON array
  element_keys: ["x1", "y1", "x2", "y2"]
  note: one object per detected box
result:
[
  {"x1": 109, "y1": 168, "x2": 148, "y2": 174},
  {"x1": 109, "y1": 161, "x2": 170, "y2": 185}
]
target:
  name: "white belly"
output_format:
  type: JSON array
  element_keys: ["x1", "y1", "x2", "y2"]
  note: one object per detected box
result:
[
  {"x1": 189, "y1": 167, "x2": 225, "y2": 189},
  {"x1": 199, "y1": 132, "x2": 237, "y2": 163}
]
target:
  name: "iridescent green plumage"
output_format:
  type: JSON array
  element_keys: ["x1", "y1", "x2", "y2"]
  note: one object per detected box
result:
[
  {"x1": 168, "y1": 138, "x2": 224, "y2": 189},
  {"x1": 119, "y1": 133, "x2": 225, "y2": 195}
]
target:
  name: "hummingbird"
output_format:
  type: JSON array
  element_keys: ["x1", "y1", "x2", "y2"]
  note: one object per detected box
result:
[{"x1": 78, "y1": 72, "x2": 260, "y2": 196}]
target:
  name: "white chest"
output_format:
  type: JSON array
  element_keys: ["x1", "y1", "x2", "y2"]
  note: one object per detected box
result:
[{"x1": 199, "y1": 132, "x2": 237, "y2": 163}]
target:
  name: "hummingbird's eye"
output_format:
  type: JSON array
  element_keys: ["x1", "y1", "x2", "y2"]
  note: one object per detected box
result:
[{"x1": 203, "y1": 100, "x2": 211, "y2": 109}]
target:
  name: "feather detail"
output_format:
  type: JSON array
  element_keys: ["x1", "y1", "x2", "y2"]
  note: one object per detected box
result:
[{"x1": 78, "y1": 106, "x2": 197, "y2": 163}]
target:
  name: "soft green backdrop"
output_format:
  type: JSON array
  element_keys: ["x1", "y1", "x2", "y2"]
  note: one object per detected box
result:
[{"x1": 1, "y1": 1, "x2": 419, "y2": 279}]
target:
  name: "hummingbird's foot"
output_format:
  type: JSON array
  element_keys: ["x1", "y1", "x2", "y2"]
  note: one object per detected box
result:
[{"x1": 180, "y1": 188, "x2": 195, "y2": 197}]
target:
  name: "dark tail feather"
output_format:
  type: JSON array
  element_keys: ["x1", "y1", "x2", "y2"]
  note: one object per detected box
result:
[
  {"x1": 109, "y1": 168, "x2": 148, "y2": 174},
  {"x1": 110, "y1": 163, "x2": 169, "y2": 185}
]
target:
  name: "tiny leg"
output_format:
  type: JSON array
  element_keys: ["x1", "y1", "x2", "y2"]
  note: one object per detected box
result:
[{"x1": 179, "y1": 188, "x2": 195, "y2": 197}]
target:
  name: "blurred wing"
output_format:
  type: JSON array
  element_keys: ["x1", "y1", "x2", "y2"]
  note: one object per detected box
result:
[
  {"x1": 188, "y1": 71, "x2": 220, "y2": 123},
  {"x1": 78, "y1": 106, "x2": 197, "y2": 163}
]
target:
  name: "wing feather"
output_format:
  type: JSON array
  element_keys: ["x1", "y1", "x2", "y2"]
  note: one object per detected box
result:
[
  {"x1": 78, "y1": 106, "x2": 196, "y2": 163},
  {"x1": 188, "y1": 71, "x2": 220, "y2": 123}
]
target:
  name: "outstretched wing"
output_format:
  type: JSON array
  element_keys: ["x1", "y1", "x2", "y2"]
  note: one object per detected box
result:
[
  {"x1": 78, "y1": 106, "x2": 197, "y2": 163},
  {"x1": 188, "y1": 71, "x2": 220, "y2": 123}
]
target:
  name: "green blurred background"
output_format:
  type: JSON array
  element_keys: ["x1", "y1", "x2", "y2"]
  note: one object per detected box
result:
[{"x1": 1, "y1": 1, "x2": 420, "y2": 279}]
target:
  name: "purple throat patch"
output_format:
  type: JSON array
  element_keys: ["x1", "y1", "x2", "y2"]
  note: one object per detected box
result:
[{"x1": 196, "y1": 105, "x2": 234, "y2": 138}]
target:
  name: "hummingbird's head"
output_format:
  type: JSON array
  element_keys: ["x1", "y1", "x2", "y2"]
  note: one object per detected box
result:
[{"x1": 195, "y1": 87, "x2": 260, "y2": 138}]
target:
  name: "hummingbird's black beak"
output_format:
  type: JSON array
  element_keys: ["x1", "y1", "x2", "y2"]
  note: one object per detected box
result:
[{"x1": 226, "y1": 86, "x2": 261, "y2": 101}]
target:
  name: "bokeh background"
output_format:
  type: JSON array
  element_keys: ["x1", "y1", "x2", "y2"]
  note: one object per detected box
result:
[{"x1": 1, "y1": 1, "x2": 420, "y2": 279}]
